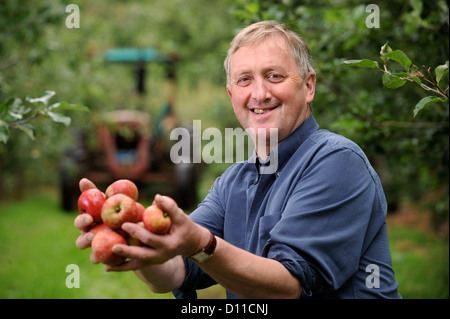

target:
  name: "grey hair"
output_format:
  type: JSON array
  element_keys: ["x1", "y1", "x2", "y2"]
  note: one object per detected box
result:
[{"x1": 224, "y1": 20, "x2": 315, "y2": 86}]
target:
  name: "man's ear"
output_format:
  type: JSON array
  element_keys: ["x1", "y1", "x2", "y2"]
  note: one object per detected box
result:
[
  {"x1": 226, "y1": 85, "x2": 232, "y2": 99},
  {"x1": 304, "y1": 72, "x2": 316, "y2": 104}
]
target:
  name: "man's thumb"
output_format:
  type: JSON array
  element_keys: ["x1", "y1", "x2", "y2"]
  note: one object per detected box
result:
[{"x1": 154, "y1": 194, "x2": 182, "y2": 219}]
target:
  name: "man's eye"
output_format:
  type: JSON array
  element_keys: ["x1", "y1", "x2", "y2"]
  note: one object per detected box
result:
[
  {"x1": 268, "y1": 74, "x2": 284, "y2": 82},
  {"x1": 237, "y1": 77, "x2": 251, "y2": 86}
]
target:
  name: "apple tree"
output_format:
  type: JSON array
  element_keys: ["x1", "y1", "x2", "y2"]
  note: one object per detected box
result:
[
  {"x1": 342, "y1": 43, "x2": 448, "y2": 117},
  {"x1": 0, "y1": 90, "x2": 89, "y2": 144}
]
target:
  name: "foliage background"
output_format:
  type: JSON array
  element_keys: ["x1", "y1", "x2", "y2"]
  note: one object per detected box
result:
[{"x1": 0, "y1": 0, "x2": 448, "y2": 298}]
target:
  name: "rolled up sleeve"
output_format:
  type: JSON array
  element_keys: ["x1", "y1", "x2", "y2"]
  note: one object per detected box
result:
[{"x1": 263, "y1": 147, "x2": 381, "y2": 297}]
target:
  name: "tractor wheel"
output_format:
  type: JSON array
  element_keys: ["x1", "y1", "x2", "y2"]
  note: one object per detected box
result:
[
  {"x1": 59, "y1": 163, "x2": 77, "y2": 212},
  {"x1": 174, "y1": 161, "x2": 198, "y2": 210}
]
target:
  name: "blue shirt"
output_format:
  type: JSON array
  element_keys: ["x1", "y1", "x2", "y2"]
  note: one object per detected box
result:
[{"x1": 173, "y1": 115, "x2": 401, "y2": 299}]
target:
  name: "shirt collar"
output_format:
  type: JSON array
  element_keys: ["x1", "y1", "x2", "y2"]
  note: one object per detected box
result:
[{"x1": 250, "y1": 114, "x2": 319, "y2": 175}]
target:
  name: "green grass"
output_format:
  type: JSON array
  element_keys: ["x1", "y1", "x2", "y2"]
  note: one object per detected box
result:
[
  {"x1": 0, "y1": 194, "x2": 173, "y2": 299},
  {"x1": 388, "y1": 223, "x2": 449, "y2": 298},
  {"x1": 0, "y1": 194, "x2": 447, "y2": 299}
]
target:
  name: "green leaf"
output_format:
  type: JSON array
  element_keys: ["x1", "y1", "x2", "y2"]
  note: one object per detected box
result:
[
  {"x1": 54, "y1": 102, "x2": 90, "y2": 112},
  {"x1": 410, "y1": 76, "x2": 422, "y2": 85},
  {"x1": 413, "y1": 96, "x2": 448, "y2": 117},
  {"x1": 383, "y1": 50, "x2": 412, "y2": 70},
  {"x1": 435, "y1": 61, "x2": 449, "y2": 84},
  {"x1": 0, "y1": 101, "x2": 8, "y2": 119},
  {"x1": 0, "y1": 98, "x2": 15, "y2": 119},
  {"x1": 380, "y1": 41, "x2": 393, "y2": 55},
  {"x1": 10, "y1": 98, "x2": 32, "y2": 117},
  {"x1": 382, "y1": 72, "x2": 407, "y2": 89},
  {"x1": 379, "y1": 41, "x2": 393, "y2": 62},
  {"x1": 14, "y1": 123, "x2": 36, "y2": 140},
  {"x1": 0, "y1": 120, "x2": 10, "y2": 143},
  {"x1": 342, "y1": 59, "x2": 380, "y2": 69},
  {"x1": 46, "y1": 111, "x2": 71, "y2": 126},
  {"x1": 8, "y1": 111, "x2": 23, "y2": 120},
  {"x1": 26, "y1": 90, "x2": 55, "y2": 106},
  {"x1": 245, "y1": 2, "x2": 259, "y2": 14}
]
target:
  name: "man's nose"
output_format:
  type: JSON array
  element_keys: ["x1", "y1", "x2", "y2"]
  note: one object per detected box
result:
[{"x1": 251, "y1": 78, "x2": 271, "y2": 104}]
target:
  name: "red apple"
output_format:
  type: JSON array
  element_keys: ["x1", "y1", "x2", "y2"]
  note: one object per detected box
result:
[
  {"x1": 91, "y1": 230, "x2": 127, "y2": 266},
  {"x1": 105, "y1": 179, "x2": 139, "y2": 201},
  {"x1": 78, "y1": 188, "x2": 106, "y2": 223},
  {"x1": 101, "y1": 194, "x2": 138, "y2": 229},
  {"x1": 135, "y1": 202, "x2": 145, "y2": 222},
  {"x1": 126, "y1": 222, "x2": 145, "y2": 247},
  {"x1": 126, "y1": 236, "x2": 143, "y2": 247},
  {"x1": 88, "y1": 223, "x2": 111, "y2": 235},
  {"x1": 142, "y1": 205, "x2": 172, "y2": 235}
]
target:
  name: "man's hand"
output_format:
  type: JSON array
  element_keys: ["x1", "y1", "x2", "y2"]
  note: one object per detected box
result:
[
  {"x1": 79, "y1": 178, "x2": 97, "y2": 192},
  {"x1": 106, "y1": 194, "x2": 211, "y2": 272},
  {"x1": 74, "y1": 178, "x2": 99, "y2": 263},
  {"x1": 74, "y1": 178, "x2": 210, "y2": 272}
]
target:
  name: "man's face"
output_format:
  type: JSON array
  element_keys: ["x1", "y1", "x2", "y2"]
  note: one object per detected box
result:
[{"x1": 227, "y1": 37, "x2": 315, "y2": 157}]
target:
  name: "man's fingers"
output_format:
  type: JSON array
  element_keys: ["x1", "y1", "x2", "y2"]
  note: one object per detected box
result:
[
  {"x1": 105, "y1": 259, "x2": 147, "y2": 272},
  {"x1": 89, "y1": 249, "x2": 99, "y2": 264},
  {"x1": 79, "y1": 178, "x2": 97, "y2": 192},
  {"x1": 121, "y1": 222, "x2": 155, "y2": 246},
  {"x1": 74, "y1": 214, "x2": 95, "y2": 249},
  {"x1": 154, "y1": 194, "x2": 183, "y2": 220},
  {"x1": 75, "y1": 231, "x2": 94, "y2": 249},
  {"x1": 112, "y1": 244, "x2": 158, "y2": 261},
  {"x1": 74, "y1": 213, "x2": 94, "y2": 231}
]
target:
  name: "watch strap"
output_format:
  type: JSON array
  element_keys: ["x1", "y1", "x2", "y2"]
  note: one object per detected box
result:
[
  {"x1": 189, "y1": 231, "x2": 216, "y2": 262},
  {"x1": 202, "y1": 231, "x2": 217, "y2": 255}
]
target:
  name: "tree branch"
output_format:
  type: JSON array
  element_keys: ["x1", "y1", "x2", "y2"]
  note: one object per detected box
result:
[{"x1": 7, "y1": 112, "x2": 40, "y2": 129}]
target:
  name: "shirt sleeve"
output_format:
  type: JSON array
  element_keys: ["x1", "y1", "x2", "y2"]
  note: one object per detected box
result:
[
  {"x1": 189, "y1": 176, "x2": 226, "y2": 237},
  {"x1": 263, "y1": 146, "x2": 385, "y2": 297},
  {"x1": 172, "y1": 176, "x2": 226, "y2": 298}
]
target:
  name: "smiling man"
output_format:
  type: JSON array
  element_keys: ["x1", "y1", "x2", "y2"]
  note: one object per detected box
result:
[
  {"x1": 225, "y1": 24, "x2": 315, "y2": 159},
  {"x1": 75, "y1": 21, "x2": 401, "y2": 299}
]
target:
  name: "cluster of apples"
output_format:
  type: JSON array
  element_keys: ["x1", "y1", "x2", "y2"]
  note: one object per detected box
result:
[{"x1": 77, "y1": 179, "x2": 172, "y2": 266}]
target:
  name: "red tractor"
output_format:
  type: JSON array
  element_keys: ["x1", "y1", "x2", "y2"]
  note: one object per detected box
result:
[{"x1": 60, "y1": 48, "x2": 199, "y2": 211}]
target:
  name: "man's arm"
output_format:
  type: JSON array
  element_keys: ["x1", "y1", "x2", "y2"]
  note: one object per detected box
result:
[
  {"x1": 198, "y1": 235, "x2": 302, "y2": 299},
  {"x1": 109, "y1": 195, "x2": 302, "y2": 298},
  {"x1": 133, "y1": 256, "x2": 185, "y2": 293}
]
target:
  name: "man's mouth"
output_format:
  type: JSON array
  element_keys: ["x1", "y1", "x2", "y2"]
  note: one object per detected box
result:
[{"x1": 251, "y1": 105, "x2": 279, "y2": 114}]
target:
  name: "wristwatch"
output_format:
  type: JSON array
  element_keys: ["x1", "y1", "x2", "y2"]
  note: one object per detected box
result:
[{"x1": 189, "y1": 231, "x2": 217, "y2": 263}]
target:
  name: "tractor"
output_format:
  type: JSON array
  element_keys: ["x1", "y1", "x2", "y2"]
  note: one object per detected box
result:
[{"x1": 60, "y1": 48, "x2": 199, "y2": 211}]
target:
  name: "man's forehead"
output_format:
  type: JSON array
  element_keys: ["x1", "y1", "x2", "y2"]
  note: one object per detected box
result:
[
  {"x1": 235, "y1": 34, "x2": 289, "y2": 55},
  {"x1": 230, "y1": 37, "x2": 294, "y2": 72}
]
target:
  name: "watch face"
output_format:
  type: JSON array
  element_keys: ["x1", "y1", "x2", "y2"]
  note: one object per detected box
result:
[{"x1": 191, "y1": 251, "x2": 211, "y2": 263}]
